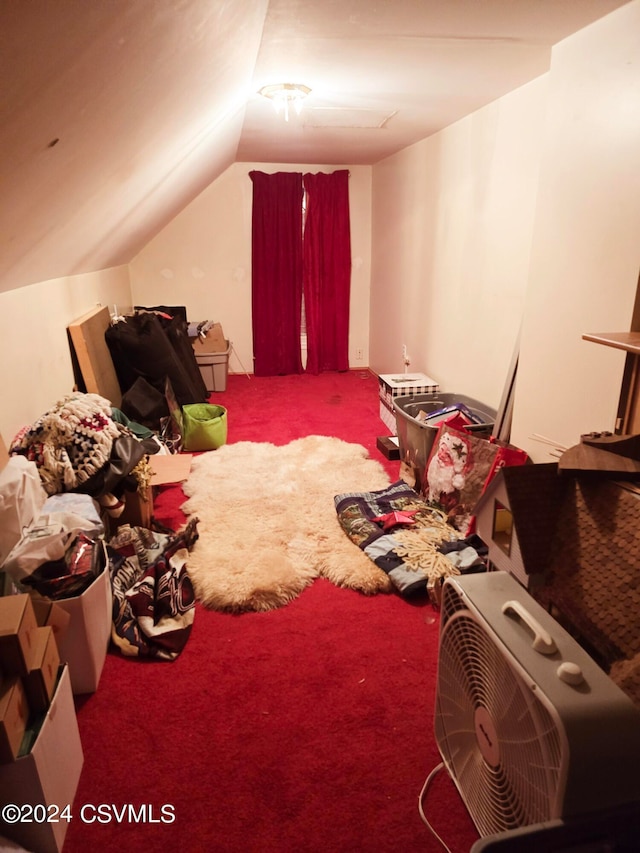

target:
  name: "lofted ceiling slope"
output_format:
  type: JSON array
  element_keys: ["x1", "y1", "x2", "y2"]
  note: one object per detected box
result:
[{"x1": 0, "y1": 0, "x2": 629, "y2": 293}]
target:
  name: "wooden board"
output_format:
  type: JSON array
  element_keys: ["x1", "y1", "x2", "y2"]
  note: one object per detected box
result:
[
  {"x1": 559, "y1": 443, "x2": 640, "y2": 476},
  {"x1": 583, "y1": 331, "x2": 640, "y2": 433},
  {"x1": 582, "y1": 331, "x2": 640, "y2": 355},
  {"x1": 492, "y1": 328, "x2": 520, "y2": 443},
  {"x1": 68, "y1": 305, "x2": 121, "y2": 407}
]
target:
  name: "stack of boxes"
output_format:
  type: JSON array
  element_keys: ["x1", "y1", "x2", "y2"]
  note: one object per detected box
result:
[
  {"x1": 0, "y1": 595, "x2": 59, "y2": 763},
  {"x1": 0, "y1": 594, "x2": 83, "y2": 852},
  {"x1": 0, "y1": 433, "x2": 113, "y2": 850},
  {"x1": 0, "y1": 433, "x2": 113, "y2": 697}
]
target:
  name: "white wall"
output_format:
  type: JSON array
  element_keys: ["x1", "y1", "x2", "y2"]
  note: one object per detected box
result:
[
  {"x1": 0, "y1": 266, "x2": 131, "y2": 443},
  {"x1": 512, "y1": 1, "x2": 640, "y2": 459},
  {"x1": 129, "y1": 162, "x2": 372, "y2": 374},
  {"x1": 370, "y1": 0, "x2": 640, "y2": 462},
  {"x1": 370, "y1": 75, "x2": 548, "y2": 409}
]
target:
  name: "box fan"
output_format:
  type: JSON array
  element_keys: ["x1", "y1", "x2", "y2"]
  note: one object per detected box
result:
[{"x1": 434, "y1": 571, "x2": 640, "y2": 839}]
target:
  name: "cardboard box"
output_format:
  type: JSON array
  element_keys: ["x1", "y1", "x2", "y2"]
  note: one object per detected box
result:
[
  {"x1": 0, "y1": 666, "x2": 83, "y2": 853},
  {"x1": 149, "y1": 453, "x2": 193, "y2": 485},
  {"x1": 113, "y1": 484, "x2": 153, "y2": 530},
  {"x1": 377, "y1": 373, "x2": 439, "y2": 434},
  {"x1": 376, "y1": 435, "x2": 401, "y2": 461},
  {"x1": 30, "y1": 599, "x2": 71, "y2": 650},
  {"x1": 192, "y1": 322, "x2": 227, "y2": 353},
  {"x1": 0, "y1": 594, "x2": 38, "y2": 676},
  {"x1": 51, "y1": 567, "x2": 112, "y2": 695},
  {"x1": 22, "y1": 627, "x2": 60, "y2": 714},
  {"x1": 0, "y1": 677, "x2": 29, "y2": 764}
]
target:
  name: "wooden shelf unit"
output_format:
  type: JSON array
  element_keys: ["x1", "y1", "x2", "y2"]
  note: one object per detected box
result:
[{"x1": 583, "y1": 332, "x2": 640, "y2": 434}]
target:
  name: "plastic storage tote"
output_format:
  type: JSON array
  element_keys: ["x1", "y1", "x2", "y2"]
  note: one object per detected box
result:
[
  {"x1": 393, "y1": 392, "x2": 496, "y2": 488},
  {"x1": 194, "y1": 342, "x2": 231, "y2": 393}
]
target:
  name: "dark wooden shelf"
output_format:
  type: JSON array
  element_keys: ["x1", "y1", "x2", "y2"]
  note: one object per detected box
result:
[
  {"x1": 583, "y1": 332, "x2": 640, "y2": 434},
  {"x1": 583, "y1": 332, "x2": 640, "y2": 355}
]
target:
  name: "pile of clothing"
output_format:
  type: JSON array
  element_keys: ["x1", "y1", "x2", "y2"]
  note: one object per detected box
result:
[
  {"x1": 10, "y1": 391, "x2": 160, "y2": 516},
  {"x1": 2, "y1": 391, "x2": 198, "y2": 661}
]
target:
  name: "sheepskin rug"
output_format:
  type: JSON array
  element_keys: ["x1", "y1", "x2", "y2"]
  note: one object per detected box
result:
[{"x1": 181, "y1": 435, "x2": 393, "y2": 611}]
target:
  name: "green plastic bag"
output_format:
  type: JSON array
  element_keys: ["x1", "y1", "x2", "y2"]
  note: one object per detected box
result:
[{"x1": 181, "y1": 404, "x2": 227, "y2": 451}]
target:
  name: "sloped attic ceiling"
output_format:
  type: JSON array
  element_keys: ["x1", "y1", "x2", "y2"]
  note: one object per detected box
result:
[{"x1": 0, "y1": 0, "x2": 629, "y2": 294}]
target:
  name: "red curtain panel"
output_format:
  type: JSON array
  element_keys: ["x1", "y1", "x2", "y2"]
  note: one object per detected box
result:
[
  {"x1": 249, "y1": 170, "x2": 304, "y2": 376},
  {"x1": 303, "y1": 169, "x2": 351, "y2": 374}
]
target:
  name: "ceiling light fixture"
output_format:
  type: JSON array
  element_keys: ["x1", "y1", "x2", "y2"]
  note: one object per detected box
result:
[{"x1": 258, "y1": 83, "x2": 311, "y2": 122}]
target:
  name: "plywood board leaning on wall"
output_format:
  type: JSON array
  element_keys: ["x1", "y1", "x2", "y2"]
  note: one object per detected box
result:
[{"x1": 68, "y1": 305, "x2": 122, "y2": 407}]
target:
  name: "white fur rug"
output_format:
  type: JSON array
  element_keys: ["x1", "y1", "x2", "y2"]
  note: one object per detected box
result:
[{"x1": 181, "y1": 436, "x2": 393, "y2": 611}]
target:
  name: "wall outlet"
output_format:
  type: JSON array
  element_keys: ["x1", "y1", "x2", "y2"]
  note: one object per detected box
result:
[{"x1": 355, "y1": 347, "x2": 364, "y2": 360}]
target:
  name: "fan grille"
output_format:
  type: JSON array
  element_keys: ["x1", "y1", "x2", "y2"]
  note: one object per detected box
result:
[{"x1": 435, "y1": 584, "x2": 565, "y2": 836}]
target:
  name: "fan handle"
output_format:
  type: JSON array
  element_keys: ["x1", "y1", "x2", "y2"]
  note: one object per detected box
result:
[{"x1": 501, "y1": 600, "x2": 558, "y2": 655}]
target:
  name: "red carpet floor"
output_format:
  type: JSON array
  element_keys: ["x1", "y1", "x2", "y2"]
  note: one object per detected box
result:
[{"x1": 63, "y1": 371, "x2": 479, "y2": 853}]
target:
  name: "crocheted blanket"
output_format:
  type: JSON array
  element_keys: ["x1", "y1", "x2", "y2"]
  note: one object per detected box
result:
[{"x1": 10, "y1": 392, "x2": 120, "y2": 495}]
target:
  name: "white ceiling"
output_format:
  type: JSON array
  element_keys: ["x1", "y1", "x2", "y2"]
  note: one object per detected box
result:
[{"x1": 0, "y1": 0, "x2": 629, "y2": 293}]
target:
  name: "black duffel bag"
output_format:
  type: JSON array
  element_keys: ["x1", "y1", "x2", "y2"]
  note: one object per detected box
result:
[{"x1": 105, "y1": 312, "x2": 207, "y2": 406}]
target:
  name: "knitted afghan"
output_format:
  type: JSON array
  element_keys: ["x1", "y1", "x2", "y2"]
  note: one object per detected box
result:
[{"x1": 11, "y1": 392, "x2": 121, "y2": 495}]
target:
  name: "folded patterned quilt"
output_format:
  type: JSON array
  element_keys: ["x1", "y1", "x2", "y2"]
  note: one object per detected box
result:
[{"x1": 335, "y1": 480, "x2": 483, "y2": 596}]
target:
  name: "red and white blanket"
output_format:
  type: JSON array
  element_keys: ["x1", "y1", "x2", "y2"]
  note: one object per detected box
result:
[{"x1": 108, "y1": 518, "x2": 198, "y2": 660}]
